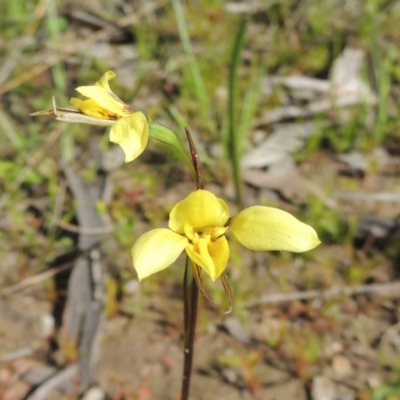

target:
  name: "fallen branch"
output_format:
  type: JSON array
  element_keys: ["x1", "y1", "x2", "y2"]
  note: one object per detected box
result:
[
  {"x1": 0, "y1": 261, "x2": 75, "y2": 298},
  {"x1": 244, "y1": 281, "x2": 400, "y2": 307}
]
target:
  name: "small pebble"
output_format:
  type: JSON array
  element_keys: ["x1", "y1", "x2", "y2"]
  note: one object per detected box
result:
[
  {"x1": 312, "y1": 376, "x2": 335, "y2": 400},
  {"x1": 124, "y1": 279, "x2": 140, "y2": 295},
  {"x1": 40, "y1": 314, "x2": 55, "y2": 337},
  {"x1": 81, "y1": 386, "x2": 106, "y2": 400},
  {"x1": 332, "y1": 355, "x2": 353, "y2": 378}
]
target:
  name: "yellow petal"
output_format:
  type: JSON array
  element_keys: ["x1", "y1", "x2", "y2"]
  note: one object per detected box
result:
[
  {"x1": 69, "y1": 98, "x2": 118, "y2": 120},
  {"x1": 186, "y1": 236, "x2": 229, "y2": 281},
  {"x1": 109, "y1": 112, "x2": 149, "y2": 162},
  {"x1": 229, "y1": 206, "x2": 320, "y2": 252},
  {"x1": 94, "y1": 70, "x2": 116, "y2": 91},
  {"x1": 69, "y1": 97, "x2": 83, "y2": 109},
  {"x1": 169, "y1": 190, "x2": 230, "y2": 234},
  {"x1": 132, "y1": 229, "x2": 188, "y2": 281},
  {"x1": 75, "y1": 86, "x2": 128, "y2": 117},
  {"x1": 74, "y1": 71, "x2": 129, "y2": 117},
  {"x1": 94, "y1": 70, "x2": 126, "y2": 105}
]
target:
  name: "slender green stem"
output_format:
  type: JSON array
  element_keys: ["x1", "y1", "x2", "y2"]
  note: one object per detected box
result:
[
  {"x1": 171, "y1": 0, "x2": 211, "y2": 131},
  {"x1": 227, "y1": 17, "x2": 247, "y2": 209}
]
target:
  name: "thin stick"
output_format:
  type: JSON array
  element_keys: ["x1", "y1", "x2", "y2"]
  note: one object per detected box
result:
[
  {"x1": 0, "y1": 260, "x2": 75, "y2": 298},
  {"x1": 54, "y1": 219, "x2": 114, "y2": 235},
  {"x1": 244, "y1": 281, "x2": 400, "y2": 307}
]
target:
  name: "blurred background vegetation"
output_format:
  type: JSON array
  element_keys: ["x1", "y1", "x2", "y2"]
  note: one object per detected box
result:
[{"x1": 2, "y1": 0, "x2": 400, "y2": 399}]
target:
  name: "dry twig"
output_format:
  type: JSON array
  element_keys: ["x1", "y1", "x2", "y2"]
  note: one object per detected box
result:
[{"x1": 245, "y1": 281, "x2": 400, "y2": 307}]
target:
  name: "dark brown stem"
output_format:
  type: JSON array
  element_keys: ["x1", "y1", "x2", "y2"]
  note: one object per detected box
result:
[
  {"x1": 181, "y1": 127, "x2": 203, "y2": 400},
  {"x1": 185, "y1": 127, "x2": 204, "y2": 190},
  {"x1": 181, "y1": 264, "x2": 199, "y2": 400}
]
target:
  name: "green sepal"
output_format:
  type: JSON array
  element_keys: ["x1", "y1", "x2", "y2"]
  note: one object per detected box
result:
[{"x1": 148, "y1": 118, "x2": 195, "y2": 176}]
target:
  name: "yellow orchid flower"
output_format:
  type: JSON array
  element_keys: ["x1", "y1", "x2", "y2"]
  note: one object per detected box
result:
[
  {"x1": 68, "y1": 70, "x2": 149, "y2": 163},
  {"x1": 39, "y1": 70, "x2": 149, "y2": 163},
  {"x1": 30, "y1": 71, "x2": 194, "y2": 165},
  {"x1": 132, "y1": 190, "x2": 320, "y2": 282}
]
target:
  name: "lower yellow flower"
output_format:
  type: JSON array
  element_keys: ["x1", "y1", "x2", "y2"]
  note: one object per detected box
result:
[{"x1": 132, "y1": 190, "x2": 320, "y2": 281}]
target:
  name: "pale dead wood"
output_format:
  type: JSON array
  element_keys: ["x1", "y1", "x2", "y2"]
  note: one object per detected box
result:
[
  {"x1": 245, "y1": 281, "x2": 400, "y2": 307},
  {"x1": 335, "y1": 192, "x2": 400, "y2": 203},
  {"x1": 0, "y1": 261, "x2": 75, "y2": 298},
  {"x1": 54, "y1": 219, "x2": 114, "y2": 235}
]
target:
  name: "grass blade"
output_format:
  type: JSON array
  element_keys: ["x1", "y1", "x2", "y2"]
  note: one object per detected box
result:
[
  {"x1": 171, "y1": 0, "x2": 212, "y2": 130},
  {"x1": 227, "y1": 17, "x2": 247, "y2": 208}
]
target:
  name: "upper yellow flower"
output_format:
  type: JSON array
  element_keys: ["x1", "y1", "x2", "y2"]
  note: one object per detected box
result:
[
  {"x1": 30, "y1": 71, "x2": 191, "y2": 165},
  {"x1": 132, "y1": 190, "x2": 320, "y2": 281},
  {"x1": 70, "y1": 71, "x2": 149, "y2": 162}
]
